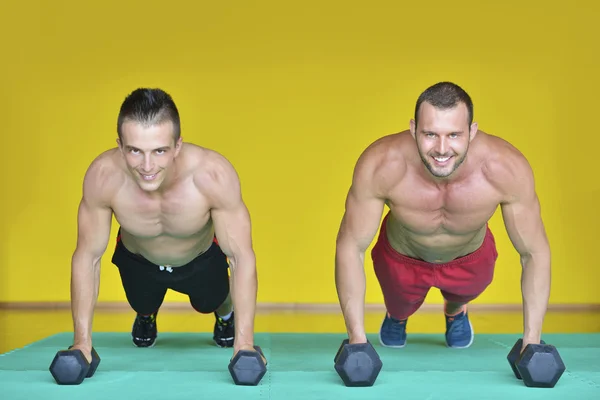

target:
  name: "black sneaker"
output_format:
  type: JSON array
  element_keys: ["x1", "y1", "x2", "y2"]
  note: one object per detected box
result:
[
  {"x1": 213, "y1": 311, "x2": 234, "y2": 348},
  {"x1": 132, "y1": 312, "x2": 158, "y2": 348}
]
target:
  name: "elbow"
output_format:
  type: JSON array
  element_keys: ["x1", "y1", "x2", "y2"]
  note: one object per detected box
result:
[
  {"x1": 519, "y1": 248, "x2": 551, "y2": 270},
  {"x1": 229, "y1": 250, "x2": 256, "y2": 273},
  {"x1": 71, "y1": 248, "x2": 102, "y2": 270},
  {"x1": 92, "y1": 257, "x2": 103, "y2": 269},
  {"x1": 519, "y1": 254, "x2": 531, "y2": 270},
  {"x1": 336, "y1": 237, "x2": 365, "y2": 259},
  {"x1": 336, "y1": 231, "x2": 353, "y2": 249},
  {"x1": 335, "y1": 234, "x2": 353, "y2": 254}
]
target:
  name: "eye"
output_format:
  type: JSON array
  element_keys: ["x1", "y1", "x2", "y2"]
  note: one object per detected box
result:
[
  {"x1": 155, "y1": 149, "x2": 166, "y2": 155},
  {"x1": 449, "y1": 133, "x2": 458, "y2": 139},
  {"x1": 129, "y1": 149, "x2": 140, "y2": 155}
]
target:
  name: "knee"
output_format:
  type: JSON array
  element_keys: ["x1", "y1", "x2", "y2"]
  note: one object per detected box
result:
[
  {"x1": 441, "y1": 291, "x2": 479, "y2": 304},
  {"x1": 189, "y1": 301, "x2": 216, "y2": 314},
  {"x1": 189, "y1": 294, "x2": 228, "y2": 314},
  {"x1": 131, "y1": 303, "x2": 161, "y2": 316}
]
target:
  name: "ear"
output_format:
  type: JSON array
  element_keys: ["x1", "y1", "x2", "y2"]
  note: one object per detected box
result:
[
  {"x1": 116, "y1": 138, "x2": 125, "y2": 155},
  {"x1": 409, "y1": 119, "x2": 417, "y2": 139},
  {"x1": 174, "y1": 136, "x2": 183, "y2": 157},
  {"x1": 469, "y1": 122, "x2": 479, "y2": 141}
]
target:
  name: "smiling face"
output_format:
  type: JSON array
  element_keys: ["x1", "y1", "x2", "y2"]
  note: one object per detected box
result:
[
  {"x1": 410, "y1": 101, "x2": 478, "y2": 179},
  {"x1": 117, "y1": 120, "x2": 182, "y2": 192}
]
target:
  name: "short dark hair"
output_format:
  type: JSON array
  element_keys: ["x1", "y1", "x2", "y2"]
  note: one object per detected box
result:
[
  {"x1": 117, "y1": 88, "x2": 181, "y2": 142},
  {"x1": 414, "y1": 82, "x2": 473, "y2": 129}
]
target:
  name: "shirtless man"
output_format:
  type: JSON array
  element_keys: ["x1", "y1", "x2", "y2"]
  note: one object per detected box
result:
[
  {"x1": 335, "y1": 82, "x2": 551, "y2": 352},
  {"x1": 69, "y1": 88, "x2": 260, "y2": 364}
]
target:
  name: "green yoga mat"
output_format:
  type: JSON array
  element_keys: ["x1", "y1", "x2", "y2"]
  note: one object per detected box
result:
[{"x1": 1, "y1": 332, "x2": 599, "y2": 399}]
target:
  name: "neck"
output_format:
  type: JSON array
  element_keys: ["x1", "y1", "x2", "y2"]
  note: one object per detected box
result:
[
  {"x1": 141, "y1": 161, "x2": 180, "y2": 197},
  {"x1": 159, "y1": 164, "x2": 178, "y2": 192},
  {"x1": 423, "y1": 156, "x2": 470, "y2": 187}
]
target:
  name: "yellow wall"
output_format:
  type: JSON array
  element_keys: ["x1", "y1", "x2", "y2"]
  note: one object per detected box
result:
[{"x1": 1, "y1": 0, "x2": 598, "y2": 306}]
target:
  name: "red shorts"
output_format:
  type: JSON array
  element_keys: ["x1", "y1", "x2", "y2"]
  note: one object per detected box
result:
[{"x1": 371, "y1": 213, "x2": 498, "y2": 320}]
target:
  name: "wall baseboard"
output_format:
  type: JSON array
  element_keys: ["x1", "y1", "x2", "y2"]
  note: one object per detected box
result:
[{"x1": 1, "y1": 302, "x2": 599, "y2": 313}]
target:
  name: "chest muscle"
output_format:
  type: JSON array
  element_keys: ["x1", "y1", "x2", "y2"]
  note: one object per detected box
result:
[
  {"x1": 389, "y1": 179, "x2": 500, "y2": 235},
  {"x1": 113, "y1": 188, "x2": 211, "y2": 238}
]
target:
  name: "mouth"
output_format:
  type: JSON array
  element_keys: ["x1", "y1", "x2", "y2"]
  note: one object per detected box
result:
[
  {"x1": 139, "y1": 172, "x2": 159, "y2": 181},
  {"x1": 432, "y1": 155, "x2": 452, "y2": 165}
]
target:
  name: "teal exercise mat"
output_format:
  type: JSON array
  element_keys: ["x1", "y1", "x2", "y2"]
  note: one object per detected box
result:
[{"x1": 1, "y1": 332, "x2": 598, "y2": 400}]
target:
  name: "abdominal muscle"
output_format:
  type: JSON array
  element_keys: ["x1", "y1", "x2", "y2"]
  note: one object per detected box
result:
[
  {"x1": 118, "y1": 223, "x2": 216, "y2": 268},
  {"x1": 385, "y1": 212, "x2": 488, "y2": 264}
]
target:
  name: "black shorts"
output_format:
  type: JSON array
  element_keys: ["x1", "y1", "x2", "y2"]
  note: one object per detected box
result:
[{"x1": 111, "y1": 231, "x2": 230, "y2": 315}]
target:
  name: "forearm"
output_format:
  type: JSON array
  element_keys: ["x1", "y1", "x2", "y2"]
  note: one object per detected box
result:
[
  {"x1": 335, "y1": 244, "x2": 367, "y2": 343},
  {"x1": 70, "y1": 251, "x2": 100, "y2": 348},
  {"x1": 520, "y1": 251, "x2": 551, "y2": 342},
  {"x1": 230, "y1": 254, "x2": 257, "y2": 349}
]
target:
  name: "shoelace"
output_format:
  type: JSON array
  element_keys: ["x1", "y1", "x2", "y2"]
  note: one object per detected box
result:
[
  {"x1": 386, "y1": 317, "x2": 406, "y2": 334},
  {"x1": 447, "y1": 314, "x2": 467, "y2": 336},
  {"x1": 217, "y1": 317, "x2": 232, "y2": 329},
  {"x1": 137, "y1": 315, "x2": 156, "y2": 330}
]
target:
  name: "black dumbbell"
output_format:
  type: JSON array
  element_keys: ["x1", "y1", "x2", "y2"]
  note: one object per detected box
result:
[
  {"x1": 506, "y1": 338, "x2": 566, "y2": 388},
  {"x1": 228, "y1": 345, "x2": 267, "y2": 386},
  {"x1": 334, "y1": 339, "x2": 383, "y2": 387},
  {"x1": 334, "y1": 339, "x2": 350, "y2": 362},
  {"x1": 49, "y1": 346, "x2": 101, "y2": 385}
]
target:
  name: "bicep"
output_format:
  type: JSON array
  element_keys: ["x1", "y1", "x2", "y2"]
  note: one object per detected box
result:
[
  {"x1": 486, "y1": 145, "x2": 549, "y2": 258},
  {"x1": 337, "y1": 184, "x2": 386, "y2": 253},
  {"x1": 501, "y1": 192, "x2": 548, "y2": 257},
  {"x1": 75, "y1": 196, "x2": 113, "y2": 263},
  {"x1": 211, "y1": 199, "x2": 253, "y2": 262},
  {"x1": 206, "y1": 163, "x2": 254, "y2": 262}
]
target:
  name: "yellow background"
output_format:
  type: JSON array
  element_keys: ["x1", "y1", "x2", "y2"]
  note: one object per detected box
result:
[{"x1": 0, "y1": 0, "x2": 597, "y2": 306}]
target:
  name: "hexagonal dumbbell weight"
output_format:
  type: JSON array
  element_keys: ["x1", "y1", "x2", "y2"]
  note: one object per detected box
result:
[
  {"x1": 49, "y1": 346, "x2": 101, "y2": 385},
  {"x1": 228, "y1": 345, "x2": 267, "y2": 386},
  {"x1": 506, "y1": 338, "x2": 566, "y2": 388},
  {"x1": 334, "y1": 339, "x2": 383, "y2": 387}
]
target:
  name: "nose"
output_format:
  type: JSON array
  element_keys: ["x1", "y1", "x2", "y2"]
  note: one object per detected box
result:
[
  {"x1": 437, "y1": 137, "x2": 448, "y2": 155},
  {"x1": 141, "y1": 155, "x2": 154, "y2": 172}
]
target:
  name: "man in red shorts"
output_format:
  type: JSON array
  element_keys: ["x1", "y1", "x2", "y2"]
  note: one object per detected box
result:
[{"x1": 334, "y1": 82, "x2": 551, "y2": 350}]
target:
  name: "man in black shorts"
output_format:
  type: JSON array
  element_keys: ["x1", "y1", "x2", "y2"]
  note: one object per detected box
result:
[
  {"x1": 70, "y1": 88, "x2": 259, "y2": 362},
  {"x1": 111, "y1": 232, "x2": 233, "y2": 348}
]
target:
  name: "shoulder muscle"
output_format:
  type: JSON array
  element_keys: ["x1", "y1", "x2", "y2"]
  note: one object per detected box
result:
[
  {"x1": 81, "y1": 150, "x2": 123, "y2": 208},
  {"x1": 482, "y1": 137, "x2": 535, "y2": 203},
  {"x1": 192, "y1": 149, "x2": 241, "y2": 209},
  {"x1": 352, "y1": 134, "x2": 407, "y2": 199}
]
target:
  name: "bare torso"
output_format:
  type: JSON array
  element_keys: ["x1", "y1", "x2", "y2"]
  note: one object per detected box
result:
[
  {"x1": 105, "y1": 144, "x2": 219, "y2": 267},
  {"x1": 380, "y1": 131, "x2": 508, "y2": 263}
]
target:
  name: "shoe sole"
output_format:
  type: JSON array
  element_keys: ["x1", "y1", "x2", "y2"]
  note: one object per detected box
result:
[
  {"x1": 378, "y1": 317, "x2": 407, "y2": 348},
  {"x1": 214, "y1": 338, "x2": 234, "y2": 348},
  {"x1": 133, "y1": 334, "x2": 157, "y2": 348},
  {"x1": 446, "y1": 319, "x2": 474, "y2": 349},
  {"x1": 133, "y1": 339, "x2": 157, "y2": 348}
]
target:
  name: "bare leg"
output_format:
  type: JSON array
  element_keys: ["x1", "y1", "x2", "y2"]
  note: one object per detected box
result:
[
  {"x1": 444, "y1": 299, "x2": 467, "y2": 316},
  {"x1": 216, "y1": 291, "x2": 233, "y2": 317}
]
